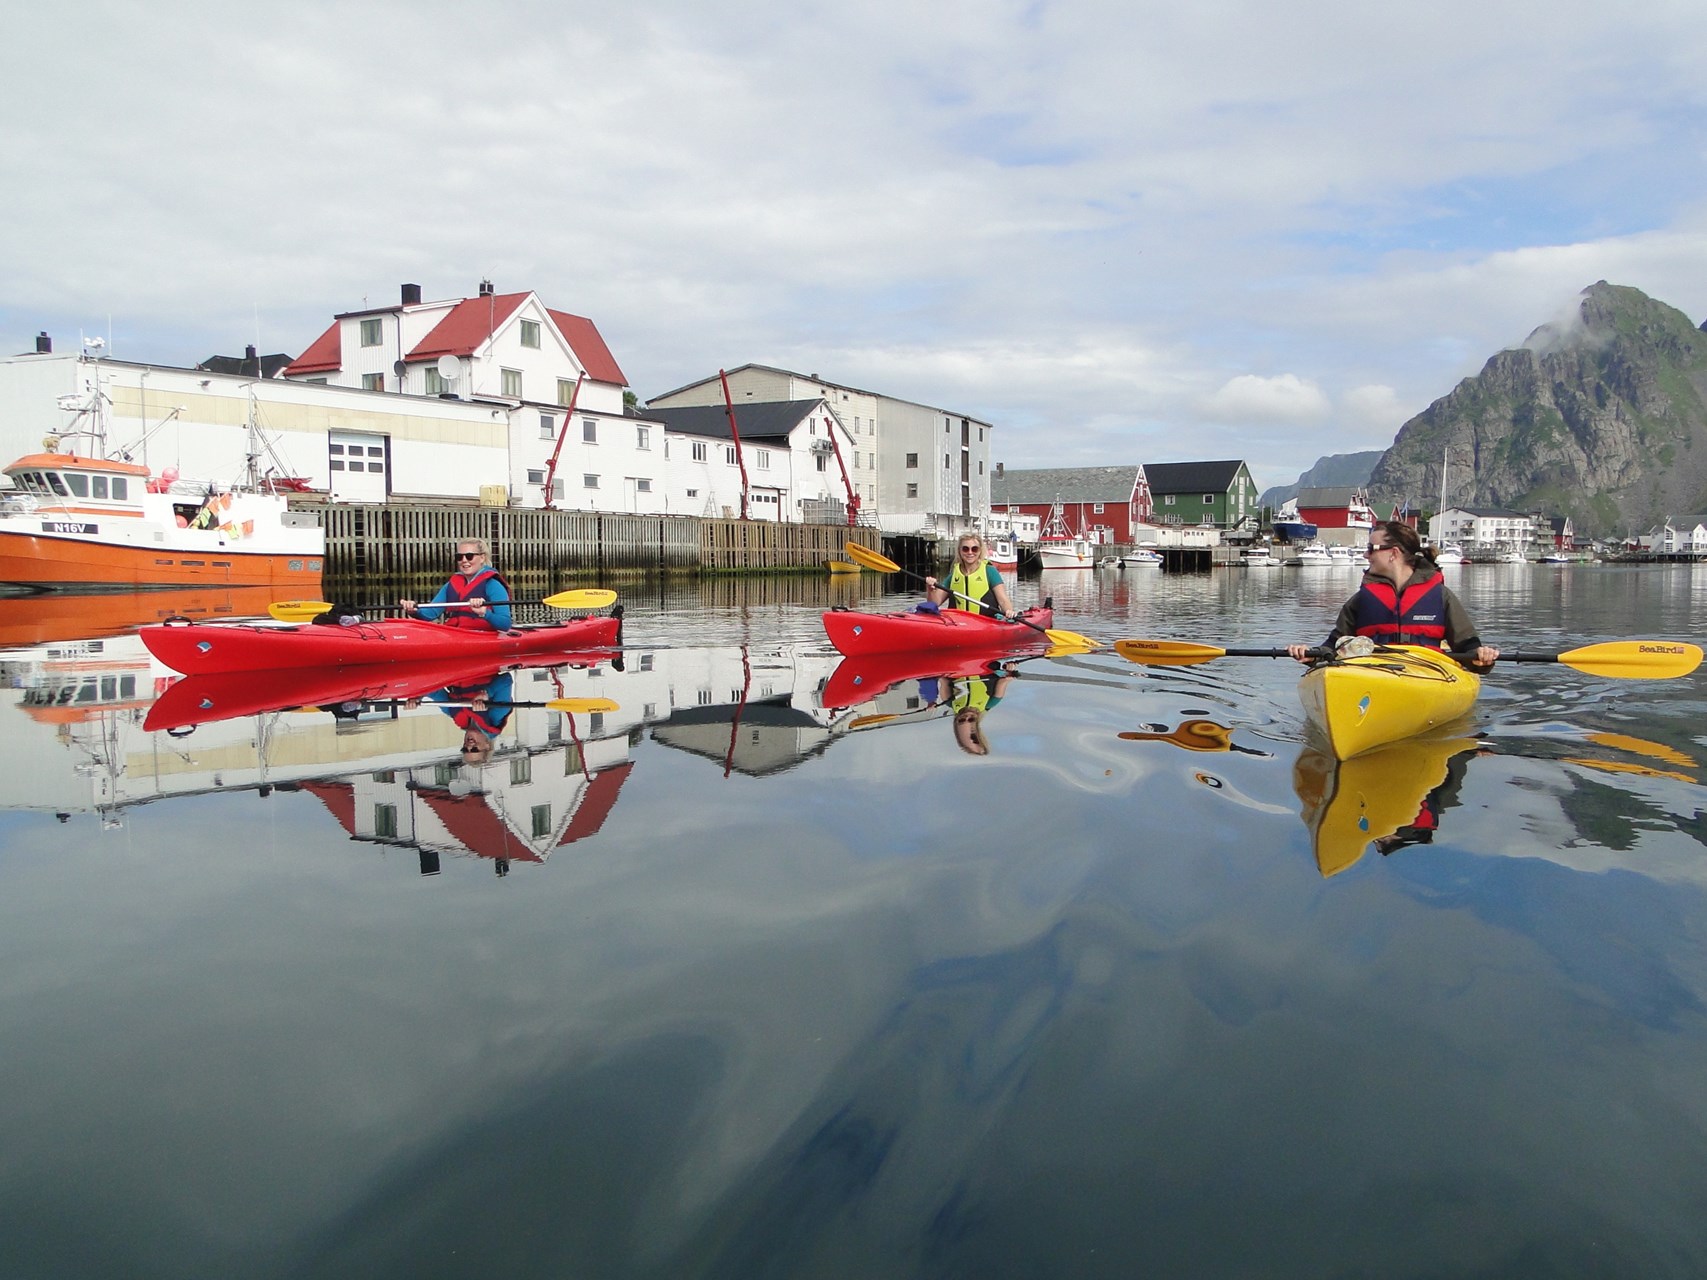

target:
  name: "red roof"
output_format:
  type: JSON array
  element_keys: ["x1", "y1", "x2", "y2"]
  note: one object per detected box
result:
[
  {"x1": 546, "y1": 308, "x2": 627, "y2": 386},
  {"x1": 284, "y1": 321, "x2": 342, "y2": 376},
  {"x1": 284, "y1": 291, "x2": 627, "y2": 387},
  {"x1": 300, "y1": 779, "x2": 358, "y2": 834},
  {"x1": 407, "y1": 292, "x2": 528, "y2": 363}
]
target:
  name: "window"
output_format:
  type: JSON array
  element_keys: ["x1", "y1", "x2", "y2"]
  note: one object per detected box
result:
[
  {"x1": 362, "y1": 372, "x2": 384, "y2": 392},
  {"x1": 111, "y1": 477, "x2": 127, "y2": 500},
  {"x1": 686, "y1": 488, "x2": 698, "y2": 498},
  {"x1": 1203, "y1": 494, "x2": 1215, "y2": 504},
  {"x1": 502, "y1": 368, "x2": 523, "y2": 398},
  {"x1": 519, "y1": 319, "x2": 540, "y2": 348},
  {"x1": 726, "y1": 446, "x2": 738, "y2": 465},
  {"x1": 91, "y1": 476, "x2": 108, "y2": 499},
  {"x1": 557, "y1": 378, "x2": 577, "y2": 406},
  {"x1": 692, "y1": 441, "x2": 707, "y2": 462},
  {"x1": 584, "y1": 474, "x2": 600, "y2": 488},
  {"x1": 510, "y1": 756, "x2": 532, "y2": 785},
  {"x1": 527, "y1": 469, "x2": 544, "y2": 484},
  {"x1": 1092, "y1": 503, "x2": 1104, "y2": 514},
  {"x1": 372, "y1": 770, "x2": 395, "y2": 783},
  {"x1": 906, "y1": 453, "x2": 918, "y2": 468},
  {"x1": 425, "y1": 368, "x2": 445, "y2": 395},
  {"x1": 637, "y1": 426, "x2": 650, "y2": 450},
  {"x1": 816, "y1": 456, "x2": 827, "y2": 472},
  {"x1": 539, "y1": 414, "x2": 555, "y2": 440},
  {"x1": 755, "y1": 449, "x2": 770, "y2": 470},
  {"x1": 582, "y1": 418, "x2": 597, "y2": 443},
  {"x1": 907, "y1": 483, "x2": 918, "y2": 498},
  {"x1": 1164, "y1": 494, "x2": 1176, "y2": 506},
  {"x1": 636, "y1": 478, "x2": 652, "y2": 493},
  {"x1": 944, "y1": 454, "x2": 950, "y2": 468},
  {"x1": 66, "y1": 474, "x2": 88, "y2": 497},
  {"x1": 373, "y1": 804, "x2": 397, "y2": 839},
  {"x1": 530, "y1": 805, "x2": 552, "y2": 838},
  {"x1": 359, "y1": 318, "x2": 382, "y2": 347}
]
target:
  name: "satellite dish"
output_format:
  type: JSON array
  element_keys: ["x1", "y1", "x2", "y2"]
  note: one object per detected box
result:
[
  {"x1": 393, "y1": 359, "x2": 407, "y2": 378},
  {"x1": 436, "y1": 354, "x2": 460, "y2": 381}
]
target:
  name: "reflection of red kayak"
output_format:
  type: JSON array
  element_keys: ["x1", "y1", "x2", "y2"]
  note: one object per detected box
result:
[
  {"x1": 821, "y1": 648, "x2": 1025, "y2": 709},
  {"x1": 821, "y1": 605, "x2": 1053, "y2": 657},
  {"x1": 141, "y1": 612, "x2": 622, "y2": 675},
  {"x1": 144, "y1": 652, "x2": 616, "y2": 732}
]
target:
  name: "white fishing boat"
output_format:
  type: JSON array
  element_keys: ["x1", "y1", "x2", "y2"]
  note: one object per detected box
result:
[
  {"x1": 987, "y1": 533, "x2": 1019, "y2": 573},
  {"x1": 1118, "y1": 548, "x2": 1163, "y2": 568},
  {"x1": 1326, "y1": 544, "x2": 1357, "y2": 567},
  {"x1": 1290, "y1": 542, "x2": 1333, "y2": 567},
  {"x1": 1036, "y1": 501, "x2": 1094, "y2": 569},
  {"x1": 1540, "y1": 551, "x2": 1573, "y2": 564},
  {"x1": 0, "y1": 367, "x2": 323, "y2": 592},
  {"x1": 1240, "y1": 546, "x2": 1278, "y2": 568},
  {"x1": 1434, "y1": 544, "x2": 1466, "y2": 566}
]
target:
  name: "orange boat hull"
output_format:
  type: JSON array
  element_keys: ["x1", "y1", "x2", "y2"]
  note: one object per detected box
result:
[{"x1": 0, "y1": 533, "x2": 322, "y2": 591}]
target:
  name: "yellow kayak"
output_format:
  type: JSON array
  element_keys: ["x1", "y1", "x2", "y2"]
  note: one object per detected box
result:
[
  {"x1": 1293, "y1": 730, "x2": 1485, "y2": 876},
  {"x1": 1297, "y1": 644, "x2": 1480, "y2": 760}
]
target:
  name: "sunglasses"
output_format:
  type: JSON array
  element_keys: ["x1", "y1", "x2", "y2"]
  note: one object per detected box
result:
[
  {"x1": 455, "y1": 551, "x2": 482, "y2": 561},
  {"x1": 959, "y1": 545, "x2": 981, "y2": 553},
  {"x1": 1363, "y1": 544, "x2": 1387, "y2": 555}
]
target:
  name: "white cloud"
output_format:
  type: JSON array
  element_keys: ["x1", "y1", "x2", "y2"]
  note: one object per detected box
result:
[{"x1": 1199, "y1": 374, "x2": 1332, "y2": 425}]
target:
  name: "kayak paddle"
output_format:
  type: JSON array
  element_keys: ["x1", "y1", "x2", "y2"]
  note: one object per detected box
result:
[
  {"x1": 267, "y1": 588, "x2": 619, "y2": 623},
  {"x1": 841, "y1": 541, "x2": 1098, "y2": 649},
  {"x1": 1114, "y1": 638, "x2": 1703, "y2": 679}
]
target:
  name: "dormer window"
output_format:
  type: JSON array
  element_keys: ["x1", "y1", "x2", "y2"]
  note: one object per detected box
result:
[{"x1": 359, "y1": 318, "x2": 383, "y2": 347}]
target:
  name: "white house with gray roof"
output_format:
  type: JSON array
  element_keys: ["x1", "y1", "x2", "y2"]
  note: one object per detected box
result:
[
  {"x1": 648, "y1": 364, "x2": 995, "y2": 537},
  {"x1": 647, "y1": 399, "x2": 855, "y2": 521}
]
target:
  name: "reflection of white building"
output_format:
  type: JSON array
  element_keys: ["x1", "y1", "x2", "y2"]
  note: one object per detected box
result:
[
  {"x1": 647, "y1": 400, "x2": 857, "y2": 523},
  {"x1": 0, "y1": 637, "x2": 849, "y2": 858}
]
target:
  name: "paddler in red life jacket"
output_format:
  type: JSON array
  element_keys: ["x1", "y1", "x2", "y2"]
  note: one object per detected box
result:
[
  {"x1": 924, "y1": 535, "x2": 1017, "y2": 618},
  {"x1": 400, "y1": 538, "x2": 513, "y2": 632},
  {"x1": 1287, "y1": 520, "x2": 1499, "y2": 669}
]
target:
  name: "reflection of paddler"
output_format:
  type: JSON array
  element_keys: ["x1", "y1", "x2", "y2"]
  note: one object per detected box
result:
[
  {"x1": 425, "y1": 671, "x2": 515, "y2": 765},
  {"x1": 1293, "y1": 731, "x2": 1486, "y2": 877},
  {"x1": 1119, "y1": 719, "x2": 1272, "y2": 756},
  {"x1": 919, "y1": 666, "x2": 1013, "y2": 756}
]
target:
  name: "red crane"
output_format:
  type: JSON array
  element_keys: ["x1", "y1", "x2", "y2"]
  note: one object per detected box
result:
[
  {"x1": 540, "y1": 372, "x2": 584, "y2": 510},
  {"x1": 719, "y1": 369, "x2": 749, "y2": 521},
  {"x1": 824, "y1": 409, "x2": 861, "y2": 526}
]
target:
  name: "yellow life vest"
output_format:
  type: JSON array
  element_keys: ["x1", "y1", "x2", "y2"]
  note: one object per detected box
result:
[
  {"x1": 951, "y1": 677, "x2": 993, "y2": 713},
  {"x1": 947, "y1": 560, "x2": 996, "y2": 615}
]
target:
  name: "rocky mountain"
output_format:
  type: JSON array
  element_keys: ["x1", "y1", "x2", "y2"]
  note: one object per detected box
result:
[
  {"x1": 1259, "y1": 450, "x2": 1383, "y2": 510},
  {"x1": 1367, "y1": 282, "x2": 1707, "y2": 537}
]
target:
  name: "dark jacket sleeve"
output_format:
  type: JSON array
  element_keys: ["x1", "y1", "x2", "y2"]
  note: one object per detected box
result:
[
  {"x1": 1441, "y1": 586, "x2": 1484, "y2": 655},
  {"x1": 1324, "y1": 594, "x2": 1360, "y2": 648}
]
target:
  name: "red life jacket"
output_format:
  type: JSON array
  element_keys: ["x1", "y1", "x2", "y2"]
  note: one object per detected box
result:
[
  {"x1": 439, "y1": 568, "x2": 505, "y2": 631},
  {"x1": 1349, "y1": 573, "x2": 1448, "y2": 646}
]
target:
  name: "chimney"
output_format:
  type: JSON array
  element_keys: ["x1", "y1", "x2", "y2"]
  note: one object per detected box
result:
[
  {"x1": 478, "y1": 279, "x2": 494, "y2": 297},
  {"x1": 401, "y1": 282, "x2": 421, "y2": 306},
  {"x1": 35, "y1": 331, "x2": 51, "y2": 354},
  {"x1": 996, "y1": 462, "x2": 1004, "y2": 476}
]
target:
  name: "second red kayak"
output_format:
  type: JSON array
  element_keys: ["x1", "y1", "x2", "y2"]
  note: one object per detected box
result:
[
  {"x1": 822, "y1": 604, "x2": 1054, "y2": 657},
  {"x1": 141, "y1": 611, "x2": 623, "y2": 675}
]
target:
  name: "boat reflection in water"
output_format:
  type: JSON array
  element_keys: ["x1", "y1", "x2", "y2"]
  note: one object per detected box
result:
[
  {"x1": 0, "y1": 638, "x2": 850, "y2": 867},
  {"x1": 0, "y1": 584, "x2": 282, "y2": 650},
  {"x1": 819, "y1": 649, "x2": 1025, "y2": 755},
  {"x1": 1292, "y1": 731, "x2": 1487, "y2": 876},
  {"x1": 1119, "y1": 718, "x2": 1273, "y2": 756}
]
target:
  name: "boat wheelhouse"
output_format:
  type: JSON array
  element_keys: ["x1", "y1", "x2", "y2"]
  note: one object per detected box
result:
[{"x1": 0, "y1": 452, "x2": 323, "y2": 591}]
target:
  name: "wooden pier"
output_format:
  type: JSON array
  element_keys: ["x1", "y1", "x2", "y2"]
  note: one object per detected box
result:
[{"x1": 311, "y1": 502, "x2": 877, "y2": 580}]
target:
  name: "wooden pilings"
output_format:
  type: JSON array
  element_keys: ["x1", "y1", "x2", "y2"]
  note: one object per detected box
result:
[{"x1": 315, "y1": 503, "x2": 877, "y2": 578}]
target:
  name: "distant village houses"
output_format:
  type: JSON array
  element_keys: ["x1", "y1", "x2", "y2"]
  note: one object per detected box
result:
[{"x1": 990, "y1": 465, "x2": 1152, "y2": 545}]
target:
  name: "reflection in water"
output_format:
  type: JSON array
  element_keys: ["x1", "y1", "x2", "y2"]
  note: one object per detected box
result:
[
  {"x1": 820, "y1": 651, "x2": 1022, "y2": 756},
  {"x1": 0, "y1": 637, "x2": 853, "y2": 858},
  {"x1": 1293, "y1": 731, "x2": 1487, "y2": 876},
  {"x1": 1118, "y1": 718, "x2": 1273, "y2": 756},
  {"x1": 0, "y1": 585, "x2": 282, "y2": 648}
]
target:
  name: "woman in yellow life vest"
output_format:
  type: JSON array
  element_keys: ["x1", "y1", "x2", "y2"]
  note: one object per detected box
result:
[{"x1": 924, "y1": 535, "x2": 1016, "y2": 617}]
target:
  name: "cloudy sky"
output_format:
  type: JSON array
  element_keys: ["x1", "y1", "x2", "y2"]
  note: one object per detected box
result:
[{"x1": 3, "y1": 0, "x2": 1705, "y2": 490}]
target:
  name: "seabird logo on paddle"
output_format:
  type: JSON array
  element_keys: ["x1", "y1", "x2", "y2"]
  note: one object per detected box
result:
[{"x1": 1640, "y1": 643, "x2": 1691, "y2": 655}]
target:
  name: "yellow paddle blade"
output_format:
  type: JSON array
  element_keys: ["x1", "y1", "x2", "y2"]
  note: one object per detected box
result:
[
  {"x1": 842, "y1": 541, "x2": 901, "y2": 574},
  {"x1": 268, "y1": 600, "x2": 335, "y2": 622},
  {"x1": 541, "y1": 588, "x2": 618, "y2": 610},
  {"x1": 848, "y1": 713, "x2": 900, "y2": 730},
  {"x1": 544, "y1": 697, "x2": 619, "y2": 714},
  {"x1": 1043, "y1": 628, "x2": 1099, "y2": 650},
  {"x1": 1552, "y1": 640, "x2": 1702, "y2": 679},
  {"x1": 1113, "y1": 639, "x2": 1228, "y2": 666}
]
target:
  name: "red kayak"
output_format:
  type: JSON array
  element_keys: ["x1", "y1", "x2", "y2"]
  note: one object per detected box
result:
[
  {"x1": 821, "y1": 603, "x2": 1053, "y2": 657},
  {"x1": 820, "y1": 648, "x2": 1029, "y2": 709},
  {"x1": 141, "y1": 610, "x2": 622, "y2": 676},
  {"x1": 144, "y1": 652, "x2": 618, "y2": 732}
]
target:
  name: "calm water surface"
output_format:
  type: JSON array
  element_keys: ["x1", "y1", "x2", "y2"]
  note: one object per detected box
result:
[{"x1": 2, "y1": 563, "x2": 1706, "y2": 1278}]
